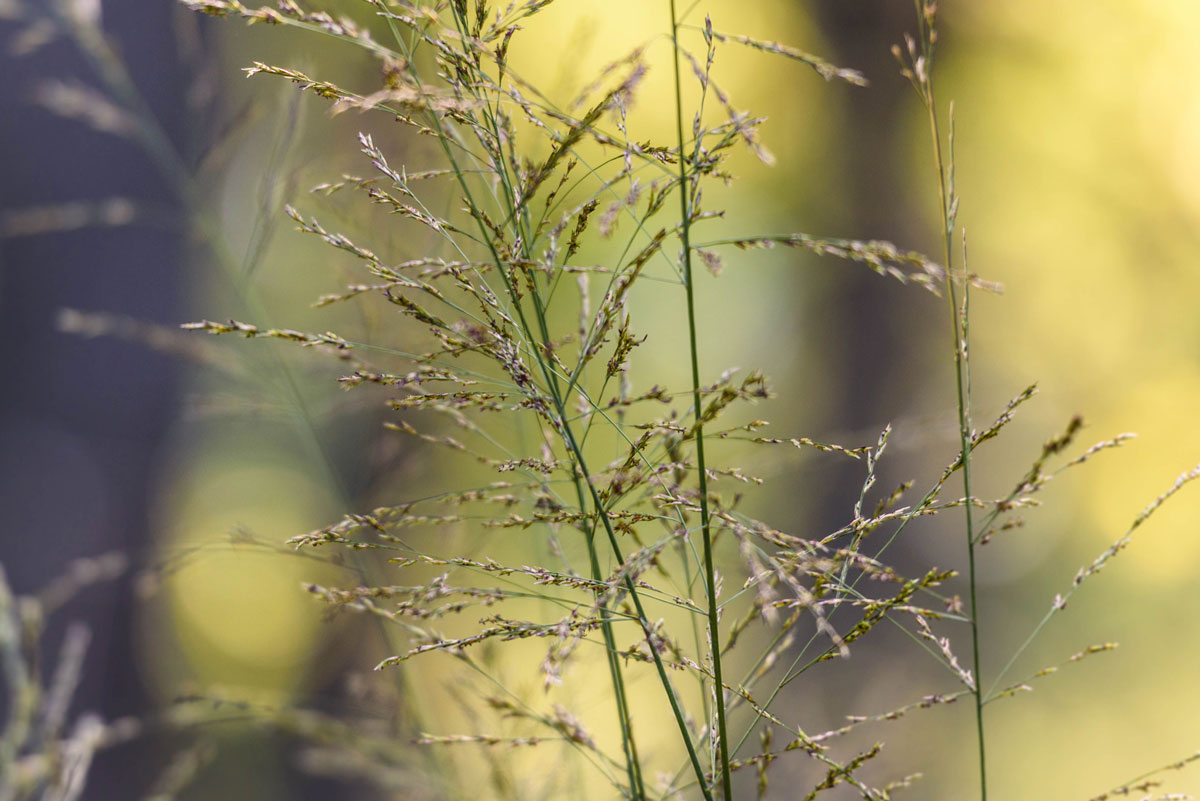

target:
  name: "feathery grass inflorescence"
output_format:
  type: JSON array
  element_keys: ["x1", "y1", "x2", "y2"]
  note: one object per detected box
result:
[
  {"x1": 177, "y1": 2, "x2": 963, "y2": 796},
  {"x1": 171, "y1": 1, "x2": 1200, "y2": 799},
  {"x1": 6, "y1": 0, "x2": 1199, "y2": 798},
  {"x1": 0, "y1": 555, "x2": 138, "y2": 801}
]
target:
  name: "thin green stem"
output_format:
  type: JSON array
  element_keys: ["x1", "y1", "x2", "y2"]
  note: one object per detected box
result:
[
  {"x1": 917, "y1": 8, "x2": 987, "y2": 798},
  {"x1": 669, "y1": 2, "x2": 732, "y2": 799}
]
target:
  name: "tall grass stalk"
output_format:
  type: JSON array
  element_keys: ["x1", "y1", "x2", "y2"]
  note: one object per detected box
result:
[
  {"x1": 899, "y1": 2, "x2": 987, "y2": 796},
  {"x1": 668, "y1": 0, "x2": 731, "y2": 798}
]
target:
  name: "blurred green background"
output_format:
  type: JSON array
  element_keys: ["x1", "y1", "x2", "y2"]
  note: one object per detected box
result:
[{"x1": 1, "y1": 1, "x2": 1198, "y2": 799}]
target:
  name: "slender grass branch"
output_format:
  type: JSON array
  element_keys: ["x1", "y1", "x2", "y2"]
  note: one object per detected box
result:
[
  {"x1": 912, "y1": 4, "x2": 987, "y2": 797},
  {"x1": 669, "y1": 1, "x2": 732, "y2": 798}
]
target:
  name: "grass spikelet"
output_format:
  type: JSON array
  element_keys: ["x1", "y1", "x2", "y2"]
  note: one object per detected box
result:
[{"x1": 697, "y1": 26, "x2": 868, "y2": 86}]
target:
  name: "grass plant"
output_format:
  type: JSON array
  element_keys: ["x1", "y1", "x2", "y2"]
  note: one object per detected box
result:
[{"x1": 2, "y1": 1, "x2": 1199, "y2": 799}]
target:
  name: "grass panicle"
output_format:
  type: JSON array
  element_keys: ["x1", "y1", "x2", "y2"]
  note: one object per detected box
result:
[{"x1": 2, "y1": 0, "x2": 1198, "y2": 799}]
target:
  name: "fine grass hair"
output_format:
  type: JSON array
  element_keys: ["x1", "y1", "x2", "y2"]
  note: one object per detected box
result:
[{"x1": 2, "y1": 1, "x2": 1198, "y2": 800}]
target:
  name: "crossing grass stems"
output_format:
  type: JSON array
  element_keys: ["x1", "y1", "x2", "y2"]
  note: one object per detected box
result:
[{"x1": 2, "y1": 1, "x2": 1198, "y2": 800}]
